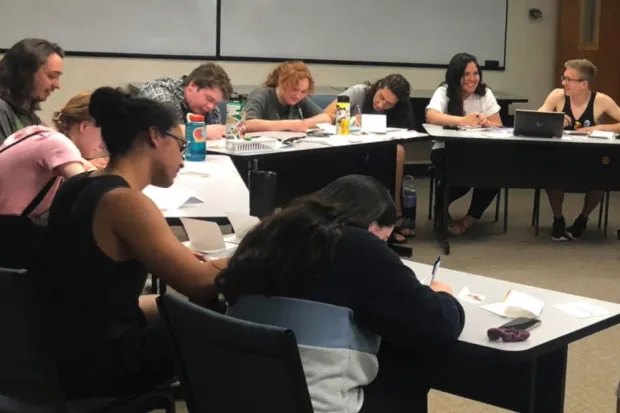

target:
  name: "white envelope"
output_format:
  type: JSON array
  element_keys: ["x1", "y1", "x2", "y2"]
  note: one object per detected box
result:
[
  {"x1": 480, "y1": 290, "x2": 544, "y2": 318},
  {"x1": 180, "y1": 218, "x2": 227, "y2": 253},
  {"x1": 361, "y1": 114, "x2": 387, "y2": 134},
  {"x1": 224, "y1": 212, "x2": 260, "y2": 244}
]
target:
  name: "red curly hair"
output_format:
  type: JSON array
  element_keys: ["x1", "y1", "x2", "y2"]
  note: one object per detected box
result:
[{"x1": 264, "y1": 61, "x2": 315, "y2": 95}]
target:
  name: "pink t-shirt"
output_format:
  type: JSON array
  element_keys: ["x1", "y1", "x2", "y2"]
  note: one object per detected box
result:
[{"x1": 0, "y1": 125, "x2": 83, "y2": 218}]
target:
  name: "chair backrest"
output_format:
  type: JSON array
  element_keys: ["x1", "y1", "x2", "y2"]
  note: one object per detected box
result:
[
  {"x1": 0, "y1": 268, "x2": 65, "y2": 411},
  {"x1": 157, "y1": 294, "x2": 314, "y2": 413}
]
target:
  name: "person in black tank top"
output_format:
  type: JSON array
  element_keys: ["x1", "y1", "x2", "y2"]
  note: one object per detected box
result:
[
  {"x1": 563, "y1": 91, "x2": 597, "y2": 130},
  {"x1": 538, "y1": 58, "x2": 620, "y2": 241},
  {"x1": 31, "y1": 87, "x2": 228, "y2": 398}
]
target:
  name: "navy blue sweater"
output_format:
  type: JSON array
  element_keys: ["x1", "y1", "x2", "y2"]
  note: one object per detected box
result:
[{"x1": 297, "y1": 226, "x2": 465, "y2": 345}]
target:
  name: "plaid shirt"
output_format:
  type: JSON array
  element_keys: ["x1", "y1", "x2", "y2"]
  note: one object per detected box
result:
[{"x1": 136, "y1": 77, "x2": 221, "y2": 125}]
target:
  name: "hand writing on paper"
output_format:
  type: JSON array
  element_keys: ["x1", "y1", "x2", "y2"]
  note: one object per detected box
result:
[
  {"x1": 476, "y1": 115, "x2": 490, "y2": 127},
  {"x1": 563, "y1": 115, "x2": 572, "y2": 128},
  {"x1": 286, "y1": 119, "x2": 310, "y2": 132},
  {"x1": 576, "y1": 126, "x2": 600, "y2": 134},
  {"x1": 460, "y1": 112, "x2": 481, "y2": 127},
  {"x1": 351, "y1": 114, "x2": 362, "y2": 128},
  {"x1": 207, "y1": 124, "x2": 226, "y2": 140},
  {"x1": 430, "y1": 280, "x2": 454, "y2": 295}
]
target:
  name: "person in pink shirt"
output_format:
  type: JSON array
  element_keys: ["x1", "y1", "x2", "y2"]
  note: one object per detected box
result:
[{"x1": 0, "y1": 91, "x2": 105, "y2": 220}]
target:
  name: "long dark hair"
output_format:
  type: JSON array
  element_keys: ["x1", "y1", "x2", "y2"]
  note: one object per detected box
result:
[
  {"x1": 442, "y1": 53, "x2": 488, "y2": 116},
  {"x1": 361, "y1": 74, "x2": 415, "y2": 129},
  {"x1": 216, "y1": 175, "x2": 397, "y2": 304},
  {"x1": 0, "y1": 38, "x2": 64, "y2": 112}
]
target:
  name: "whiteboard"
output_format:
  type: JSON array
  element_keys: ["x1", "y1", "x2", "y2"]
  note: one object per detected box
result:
[
  {"x1": 220, "y1": 0, "x2": 508, "y2": 67},
  {"x1": 0, "y1": 0, "x2": 217, "y2": 57}
]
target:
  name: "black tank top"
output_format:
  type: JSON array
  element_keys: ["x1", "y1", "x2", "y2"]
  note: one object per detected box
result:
[
  {"x1": 32, "y1": 173, "x2": 149, "y2": 379},
  {"x1": 564, "y1": 91, "x2": 597, "y2": 130}
]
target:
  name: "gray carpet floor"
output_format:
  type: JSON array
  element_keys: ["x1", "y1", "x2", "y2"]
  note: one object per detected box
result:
[{"x1": 169, "y1": 178, "x2": 620, "y2": 412}]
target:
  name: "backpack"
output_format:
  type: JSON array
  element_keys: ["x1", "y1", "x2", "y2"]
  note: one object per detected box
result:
[{"x1": 0, "y1": 131, "x2": 57, "y2": 269}]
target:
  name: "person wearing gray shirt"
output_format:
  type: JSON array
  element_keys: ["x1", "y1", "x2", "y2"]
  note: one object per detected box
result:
[
  {"x1": 324, "y1": 74, "x2": 416, "y2": 243},
  {"x1": 0, "y1": 39, "x2": 64, "y2": 143},
  {"x1": 244, "y1": 61, "x2": 331, "y2": 132}
]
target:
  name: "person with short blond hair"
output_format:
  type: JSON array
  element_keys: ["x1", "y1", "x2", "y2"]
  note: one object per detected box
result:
[
  {"x1": 539, "y1": 58, "x2": 620, "y2": 241},
  {"x1": 243, "y1": 61, "x2": 331, "y2": 132}
]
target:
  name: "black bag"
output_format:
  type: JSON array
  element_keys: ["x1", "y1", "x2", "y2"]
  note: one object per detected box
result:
[{"x1": 0, "y1": 132, "x2": 57, "y2": 269}]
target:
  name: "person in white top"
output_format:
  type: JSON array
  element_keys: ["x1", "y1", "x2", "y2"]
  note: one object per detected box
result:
[{"x1": 425, "y1": 53, "x2": 502, "y2": 236}]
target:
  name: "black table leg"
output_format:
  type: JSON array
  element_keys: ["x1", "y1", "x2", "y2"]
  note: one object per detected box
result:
[
  {"x1": 432, "y1": 345, "x2": 568, "y2": 413},
  {"x1": 437, "y1": 178, "x2": 451, "y2": 255},
  {"x1": 529, "y1": 346, "x2": 568, "y2": 413}
]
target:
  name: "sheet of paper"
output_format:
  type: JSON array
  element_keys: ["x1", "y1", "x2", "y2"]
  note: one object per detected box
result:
[
  {"x1": 386, "y1": 130, "x2": 427, "y2": 139},
  {"x1": 180, "y1": 218, "x2": 226, "y2": 253},
  {"x1": 225, "y1": 212, "x2": 260, "y2": 244},
  {"x1": 457, "y1": 286, "x2": 486, "y2": 304},
  {"x1": 182, "y1": 241, "x2": 237, "y2": 258},
  {"x1": 304, "y1": 137, "x2": 350, "y2": 147},
  {"x1": 482, "y1": 130, "x2": 513, "y2": 139},
  {"x1": 589, "y1": 130, "x2": 616, "y2": 139},
  {"x1": 554, "y1": 301, "x2": 612, "y2": 318},
  {"x1": 361, "y1": 114, "x2": 387, "y2": 133},
  {"x1": 480, "y1": 290, "x2": 544, "y2": 318},
  {"x1": 315, "y1": 123, "x2": 336, "y2": 134},
  {"x1": 246, "y1": 131, "x2": 306, "y2": 141},
  {"x1": 179, "y1": 161, "x2": 211, "y2": 177},
  {"x1": 143, "y1": 186, "x2": 203, "y2": 211}
]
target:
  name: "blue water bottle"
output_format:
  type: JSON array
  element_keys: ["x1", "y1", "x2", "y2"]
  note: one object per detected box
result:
[
  {"x1": 185, "y1": 113, "x2": 206, "y2": 162},
  {"x1": 402, "y1": 175, "x2": 417, "y2": 230}
]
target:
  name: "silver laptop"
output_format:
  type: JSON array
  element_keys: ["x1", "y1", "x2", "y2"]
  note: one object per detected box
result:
[{"x1": 513, "y1": 110, "x2": 564, "y2": 138}]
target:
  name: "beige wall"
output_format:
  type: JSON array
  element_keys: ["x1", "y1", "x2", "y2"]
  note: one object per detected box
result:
[{"x1": 4, "y1": 0, "x2": 559, "y2": 160}]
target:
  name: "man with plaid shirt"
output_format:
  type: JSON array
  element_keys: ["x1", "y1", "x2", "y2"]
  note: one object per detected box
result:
[{"x1": 138, "y1": 62, "x2": 233, "y2": 139}]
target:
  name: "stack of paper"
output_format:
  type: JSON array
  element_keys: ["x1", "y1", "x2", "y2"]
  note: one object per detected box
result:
[
  {"x1": 224, "y1": 212, "x2": 260, "y2": 244},
  {"x1": 180, "y1": 218, "x2": 237, "y2": 254},
  {"x1": 480, "y1": 290, "x2": 544, "y2": 318}
]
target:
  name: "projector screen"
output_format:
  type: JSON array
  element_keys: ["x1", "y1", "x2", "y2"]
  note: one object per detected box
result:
[
  {"x1": 0, "y1": 0, "x2": 218, "y2": 57},
  {"x1": 220, "y1": 0, "x2": 508, "y2": 67}
]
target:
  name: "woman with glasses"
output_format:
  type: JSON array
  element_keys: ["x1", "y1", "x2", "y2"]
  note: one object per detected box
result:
[
  {"x1": 217, "y1": 174, "x2": 464, "y2": 413},
  {"x1": 426, "y1": 52, "x2": 502, "y2": 236},
  {"x1": 30, "y1": 87, "x2": 227, "y2": 399},
  {"x1": 324, "y1": 74, "x2": 416, "y2": 243}
]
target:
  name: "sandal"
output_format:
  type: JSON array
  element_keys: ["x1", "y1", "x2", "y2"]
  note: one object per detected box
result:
[
  {"x1": 448, "y1": 221, "x2": 468, "y2": 236},
  {"x1": 389, "y1": 227, "x2": 408, "y2": 244},
  {"x1": 391, "y1": 216, "x2": 416, "y2": 243}
]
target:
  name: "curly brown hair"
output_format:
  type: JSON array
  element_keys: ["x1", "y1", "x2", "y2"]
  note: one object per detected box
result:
[
  {"x1": 264, "y1": 61, "x2": 315, "y2": 95},
  {"x1": 183, "y1": 62, "x2": 233, "y2": 100}
]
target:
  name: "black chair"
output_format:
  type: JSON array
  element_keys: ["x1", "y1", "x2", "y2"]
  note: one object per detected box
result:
[
  {"x1": 0, "y1": 268, "x2": 176, "y2": 413},
  {"x1": 157, "y1": 294, "x2": 314, "y2": 413},
  {"x1": 530, "y1": 189, "x2": 610, "y2": 238},
  {"x1": 428, "y1": 165, "x2": 510, "y2": 233}
]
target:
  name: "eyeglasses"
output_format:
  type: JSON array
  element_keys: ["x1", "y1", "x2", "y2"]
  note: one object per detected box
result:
[
  {"x1": 161, "y1": 130, "x2": 188, "y2": 152},
  {"x1": 377, "y1": 90, "x2": 398, "y2": 108},
  {"x1": 561, "y1": 75, "x2": 586, "y2": 83}
]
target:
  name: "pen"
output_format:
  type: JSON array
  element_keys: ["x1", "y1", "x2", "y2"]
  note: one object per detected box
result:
[
  {"x1": 430, "y1": 256, "x2": 441, "y2": 284},
  {"x1": 298, "y1": 107, "x2": 304, "y2": 120}
]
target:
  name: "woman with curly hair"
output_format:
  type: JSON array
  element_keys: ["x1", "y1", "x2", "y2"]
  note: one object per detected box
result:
[
  {"x1": 324, "y1": 74, "x2": 416, "y2": 243},
  {"x1": 244, "y1": 61, "x2": 332, "y2": 132}
]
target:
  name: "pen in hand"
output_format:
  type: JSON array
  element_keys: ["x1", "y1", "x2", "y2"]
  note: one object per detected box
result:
[{"x1": 430, "y1": 256, "x2": 441, "y2": 284}]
